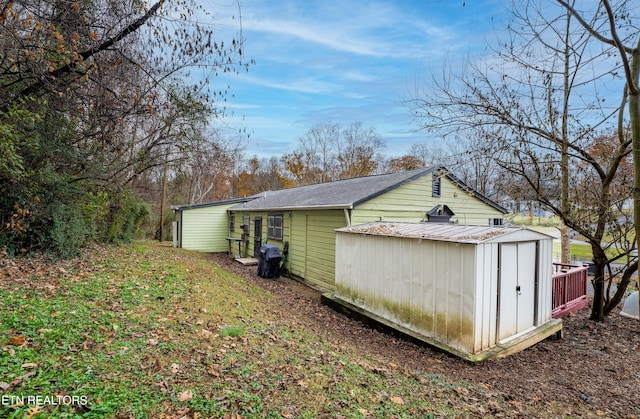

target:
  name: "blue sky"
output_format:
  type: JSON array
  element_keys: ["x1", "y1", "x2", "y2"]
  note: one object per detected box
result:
[{"x1": 211, "y1": 0, "x2": 507, "y2": 159}]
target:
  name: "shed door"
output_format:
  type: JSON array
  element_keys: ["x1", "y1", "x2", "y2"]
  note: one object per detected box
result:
[{"x1": 498, "y1": 242, "x2": 537, "y2": 342}]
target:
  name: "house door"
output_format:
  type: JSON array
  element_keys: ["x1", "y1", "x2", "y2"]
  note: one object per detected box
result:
[
  {"x1": 253, "y1": 217, "x2": 262, "y2": 257},
  {"x1": 498, "y1": 242, "x2": 537, "y2": 342}
]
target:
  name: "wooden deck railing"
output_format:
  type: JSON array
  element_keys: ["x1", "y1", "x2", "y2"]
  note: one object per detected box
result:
[{"x1": 551, "y1": 262, "x2": 589, "y2": 318}]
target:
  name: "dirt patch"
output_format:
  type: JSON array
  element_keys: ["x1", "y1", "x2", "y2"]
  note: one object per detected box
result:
[{"x1": 211, "y1": 252, "x2": 640, "y2": 418}]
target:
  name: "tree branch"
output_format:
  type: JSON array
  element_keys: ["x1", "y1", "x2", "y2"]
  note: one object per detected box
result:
[
  {"x1": 554, "y1": 0, "x2": 634, "y2": 53},
  {"x1": 600, "y1": 0, "x2": 639, "y2": 95},
  {"x1": 2, "y1": 1, "x2": 164, "y2": 112}
]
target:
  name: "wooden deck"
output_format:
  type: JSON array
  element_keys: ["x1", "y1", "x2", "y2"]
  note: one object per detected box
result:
[
  {"x1": 551, "y1": 262, "x2": 589, "y2": 318},
  {"x1": 235, "y1": 257, "x2": 258, "y2": 266}
]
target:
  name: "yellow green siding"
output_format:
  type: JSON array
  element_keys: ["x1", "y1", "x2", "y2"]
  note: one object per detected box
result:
[
  {"x1": 229, "y1": 211, "x2": 293, "y2": 259},
  {"x1": 288, "y1": 212, "x2": 307, "y2": 280},
  {"x1": 228, "y1": 210, "x2": 348, "y2": 291},
  {"x1": 351, "y1": 175, "x2": 503, "y2": 225},
  {"x1": 219, "y1": 172, "x2": 504, "y2": 292},
  {"x1": 299, "y1": 211, "x2": 348, "y2": 290},
  {"x1": 180, "y1": 204, "x2": 234, "y2": 252}
]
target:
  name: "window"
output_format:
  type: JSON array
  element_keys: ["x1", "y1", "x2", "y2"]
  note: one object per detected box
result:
[
  {"x1": 267, "y1": 214, "x2": 283, "y2": 240},
  {"x1": 432, "y1": 173, "x2": 441, "y2": 197},
  {"x1": 229, "y1": 213, "x2": 235, "y2": 232},
  {"x1": 490, "y1": 218, "x2": 504, "y2": 226}
]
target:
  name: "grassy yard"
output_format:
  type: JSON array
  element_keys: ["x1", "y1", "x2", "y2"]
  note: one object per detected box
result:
[
  {"x1": 521, "y1": 224, "x2": 631, "y2": 263},
  {"x1": 0, "y1": 243, "x2": 490, "y2": 418},
  {"x1": 552, "y1": 241, "x2": 593, "y2": 262}
]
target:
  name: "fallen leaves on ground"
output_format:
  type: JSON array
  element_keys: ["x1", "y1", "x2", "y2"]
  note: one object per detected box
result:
[
  {"x1": 7, "y1": 335, "x2": 26, "y2": 346},
  {"x1": 177, "y1": 390, "x2": 193, "y2": 402}
]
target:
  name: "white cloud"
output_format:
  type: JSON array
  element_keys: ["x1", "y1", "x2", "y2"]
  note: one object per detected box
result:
[
  {"x1": 199, "y1": 0, "x2": 509, "y2": 158},
  {"x1": 240, "y1": 1, "x2": 460, "y2": 60}
]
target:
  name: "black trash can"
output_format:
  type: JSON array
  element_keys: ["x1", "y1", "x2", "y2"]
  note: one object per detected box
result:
[{"x1": 257, "y1": 244, "x2": 282, "y2": 278}]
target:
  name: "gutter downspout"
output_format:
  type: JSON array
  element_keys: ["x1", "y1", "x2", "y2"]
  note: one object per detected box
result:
[
  {"x1": 343, "y1": 208, "x2": 351, "y2": 227},
  {"x1": 179, "y1": 210, "x2": 183, "y2": 248}
]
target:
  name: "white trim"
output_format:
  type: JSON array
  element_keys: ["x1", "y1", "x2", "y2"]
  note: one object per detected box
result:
[{"x1": 498, "y1": 325, "x2": 537, "y2": 345}]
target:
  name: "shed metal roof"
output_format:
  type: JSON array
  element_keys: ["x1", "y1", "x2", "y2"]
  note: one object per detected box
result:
[
  {"x1": 336, "y1": 221, "x2": 552, "y2": 244},
  {"x1": 230, "y1": 166, "x2": 507, "y2": 213}
]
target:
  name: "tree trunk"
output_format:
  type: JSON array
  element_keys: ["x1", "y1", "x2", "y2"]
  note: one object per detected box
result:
[
  {"x1": 630, "y1": 52, "x2": 640, "y2": 319},
  {"x1": 604, "y1": 260, "x2": 638, "y2": 315},
  {"x1": 560, "y1": 223, "x2": 571, "y2": 263},
  {"x1": 560, "y1": 9, "x2": 571, "y2": 265},
  {"x1": 590, "y1": 246, "x2": 607, "y2": 321},
  {"x1": 159, "y1": 155, "x2": 168, "y2": 242}
]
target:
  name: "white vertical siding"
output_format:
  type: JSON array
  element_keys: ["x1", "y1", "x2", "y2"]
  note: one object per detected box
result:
[
  {"x1": 335, "y1": 231, "x2": 552, "y2": 354},
  {"x1": 335, "y1": 232, "x2": 478, "y2": 354},
  {"x1": 335, "y1": 223, "x2": 556, "y2": 358},
  {"x1": 473, "y1": 243, "x2": 500, "y2": 352},
  {"x1": 537, "y1": 238, "x2": 554, "y2": 324}
]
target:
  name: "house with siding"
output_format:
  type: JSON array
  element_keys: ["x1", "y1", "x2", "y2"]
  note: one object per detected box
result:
[
  {"x1": 176, "y1": 166, "x2": 508, "y2": 291},
  {"x1": 173, "y1": 197, "x2": 252, "y2": 252}
]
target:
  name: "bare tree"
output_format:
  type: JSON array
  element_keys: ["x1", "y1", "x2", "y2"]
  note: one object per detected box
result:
[
  {"x1": 282, "y1": 121, "x2": 339, "y2": 185},
  {"x1": 180, "y1": 134, "x2": 243, "y2": 204},
  {"x1": 336, "y1": 122, "x2": 386, "y2": 179},
  {"x1": 554, "y1": 0, "x2": 640, "y2": 320},
  {"x1": 409, "y1": 136, "x2": 503, "y2": 199},
  {"x1": 408, "y1": 0, "x2": 636, "y2": 320},
  {"x1": 282, "y1": 121, "x2": 385, "y2": 183},
  {"x1": 301, "y1": 121, "x2": 340, "y2": 182}
]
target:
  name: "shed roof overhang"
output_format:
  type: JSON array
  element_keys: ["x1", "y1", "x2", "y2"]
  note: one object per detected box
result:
[{"x1": 337, "y1": 221, "x2": 553, "y2": 244}]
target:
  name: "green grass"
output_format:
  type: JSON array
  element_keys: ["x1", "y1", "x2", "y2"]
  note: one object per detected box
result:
[
  {"x1": 1, "y1": 243, "x2": 499, "y2": 418},
  {"x1": 219, "y1": 325, "x2": 245, "y2": 337},
  {"x1": 520, "y1": 222, "x2": 632, "y2": 262},
  {"x1": 5, "y1": 242, "x2": 626, "y2": 417},
  {"x1": 552, "y1": 241, "x2": 593, "y2": 262}
]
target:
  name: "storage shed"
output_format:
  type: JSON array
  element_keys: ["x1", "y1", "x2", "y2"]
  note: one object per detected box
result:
[{"x1": 331, "y1": 222, "x2": 562, "y2": 361}]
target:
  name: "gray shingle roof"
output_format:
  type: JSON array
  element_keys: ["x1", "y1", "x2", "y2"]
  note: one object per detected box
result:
[
  {"x1": 174, "y1": 166, "x2": 507, "y2": 214},
  {"x1": 174, "y1": 197, "x2": 253, "y2": 211},
  {"x1": 232, "y1": 167, "x2": 440, "y2": 211},
  {"x1": 230, "y1": 166, "x2": 506, "y2": 213}
]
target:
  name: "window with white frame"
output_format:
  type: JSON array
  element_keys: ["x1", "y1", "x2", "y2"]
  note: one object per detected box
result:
[{"x1": 267, "y1": 214, "x2": 283, "y2": 240}]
